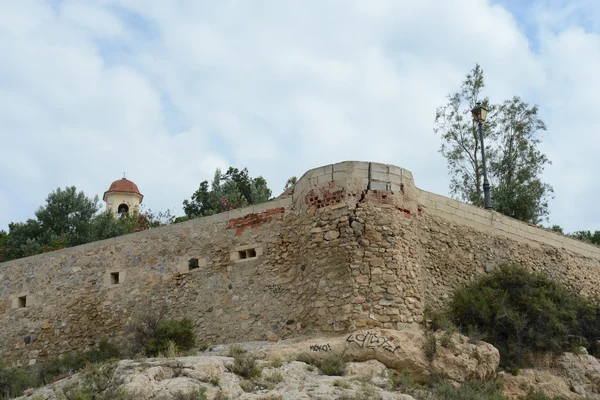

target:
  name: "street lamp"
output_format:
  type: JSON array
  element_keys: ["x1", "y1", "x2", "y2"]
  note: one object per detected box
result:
[{"x1": 471, "y1": 102, "x2": 492, "y2": 209}]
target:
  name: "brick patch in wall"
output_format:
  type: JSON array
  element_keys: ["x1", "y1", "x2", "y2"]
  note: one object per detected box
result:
[
  {"x1": 363, "y1": 190, "x2": 395, "y2": 206},
  {"x1": 227, "y1": 207, "x2": 285, "y2": 236},
  {"x1": 304, "y1": 187, "x2": 362, "y2": 209}
]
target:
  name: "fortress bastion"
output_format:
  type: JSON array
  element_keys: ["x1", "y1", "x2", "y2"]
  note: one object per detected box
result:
[{"x1": 1, "y1": 161, "x2": 599, "y2": 368}]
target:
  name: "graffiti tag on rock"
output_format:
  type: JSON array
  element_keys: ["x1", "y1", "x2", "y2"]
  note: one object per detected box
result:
[
  {"x1": 310, "y1": 344, "x2": 332, "y2": 352},
  {"x1": 264, "y1": 284, "x2": 286, "y2": 294},
  {"x1": 346, "y1": 331, "x2": 400, "y2": 353}
]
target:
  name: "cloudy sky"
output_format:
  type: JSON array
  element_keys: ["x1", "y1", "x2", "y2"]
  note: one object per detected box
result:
[{"x1": 1, "y1": 0, "x2": 599, "y2": 234}]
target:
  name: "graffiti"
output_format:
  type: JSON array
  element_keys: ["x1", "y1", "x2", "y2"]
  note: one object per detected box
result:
[
  {"x1": 310, "y1": 344, "x2": 332, "y2": 352},
  {"x1": 265, "y1": 284, "x2": 286, "y2": 294},
  {"x1": 346, "y1": 331, "x2": 400, "y2": 353}
]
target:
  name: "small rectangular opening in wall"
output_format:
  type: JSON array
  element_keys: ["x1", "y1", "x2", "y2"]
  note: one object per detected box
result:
[
  {"x1": 188, "y1": 258, "x2": 199, "y2": 270},
  {"x1": 17, "y1": 296, "x2": 27, "y2": 308},
  {"x1": 231, "y1": 246, "x2": 261, "y2": 262},
  {"x1": 110, "y1": 272, "x2": 120, "y2": 285}
]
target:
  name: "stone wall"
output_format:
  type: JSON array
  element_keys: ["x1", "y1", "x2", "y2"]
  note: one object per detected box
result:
[{"x1": 1, "y1": 161, "x2": 599, "y2": 368}]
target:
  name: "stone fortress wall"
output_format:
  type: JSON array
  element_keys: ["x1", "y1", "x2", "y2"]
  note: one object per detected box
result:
[{"x1": 1, "y1": 161, "x2": 599, "y2": 368}]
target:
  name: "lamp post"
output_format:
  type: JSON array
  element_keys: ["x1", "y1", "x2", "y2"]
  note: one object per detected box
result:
[{"x1": 471, "y1": 102, "x2": 492, "y2": 210}]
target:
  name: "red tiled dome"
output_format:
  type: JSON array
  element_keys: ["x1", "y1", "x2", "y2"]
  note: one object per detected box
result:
[{"x1": 103, "y1": 178, "x2": 143, "y2": 201}]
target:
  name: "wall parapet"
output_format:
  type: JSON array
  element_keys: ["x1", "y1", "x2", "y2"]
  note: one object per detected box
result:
[
  {"x1": 0, "y1": 197, "x2": 293, "y2": 268},
  {"x1": 417, "y1": 188, "x2": 600, "y2": 260}
]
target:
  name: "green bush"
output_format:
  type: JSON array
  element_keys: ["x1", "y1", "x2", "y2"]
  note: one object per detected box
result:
[
  {"x1": 318, "y1": 354, "x2": 347, "y2": 376},
  {"x1": 0, "y1": 358, "x2": 37, "y2": 400},
  {"x1": 429, "y1": 379, "x2": 509, "y2": 400},
  {"x1": 37, "y1": 340, "x2": 121, "y2": 384},
  {"x1": 143, "y1": 318, "x2": 196, "y2": 357},
  {"x1": 229, "y1": 353, "x2": 262, "y2": 379},
  {"x1": 171, "y1": 387, "x2": 207, "y2": 400},
  {"x1": 442, "y1": 263, "x2": 600, "y2": 368}
]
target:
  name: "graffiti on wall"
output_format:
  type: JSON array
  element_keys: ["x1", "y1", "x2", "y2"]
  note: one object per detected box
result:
[
  {"x1": 309, "y1": 344, "x2": 332, "y2": 352},
  {"x1": 346, "y1": 331, "x2": 400, "y2": 353},
  {"x1": 264, "y1": 284, "x2": 286, "y2": 294}
]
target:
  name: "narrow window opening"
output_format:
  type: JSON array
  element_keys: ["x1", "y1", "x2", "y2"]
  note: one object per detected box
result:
[
  {"x1": 238, "y1": 251, "x2": 247, "y2": 259},
  {"x1": 246, "y1": 248, "x2": 257, "y2": 258},
  {"x1": 110, "y1": 272, "x2": 120, "y2": 285},
  {"x1": 188, "y1": 258, "x2": 199, "y2": 270},
  {"x1": 18, "y1": 296, "x2": 27, "y2": 308}
]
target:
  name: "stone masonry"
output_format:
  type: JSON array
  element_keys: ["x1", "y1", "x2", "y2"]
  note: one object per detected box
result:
[{"x1": 1, "y1": 161, "x2": 599, "y2": 368}]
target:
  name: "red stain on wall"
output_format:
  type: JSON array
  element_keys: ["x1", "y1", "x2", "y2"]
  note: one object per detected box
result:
[{"x1": 227, "y1": 207, "x2": 285, "y2": 236}]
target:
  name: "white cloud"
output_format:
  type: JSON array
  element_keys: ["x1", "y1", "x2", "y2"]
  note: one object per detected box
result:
[{"x1": 0, "y1": 0, "x2": 598, "y2": 236}]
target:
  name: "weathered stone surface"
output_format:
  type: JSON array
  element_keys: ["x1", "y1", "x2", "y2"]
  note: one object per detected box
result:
[
  {"x1": 263, "y1": 327, "x2": 499, "y2": 384},
  {"x1": 1, "y1": 160, "x2": 599, "y2": 370},
  {"x1": 499, "y1": 350, "x2": 600, "y2": 399},
  {"x1": 16, "y1": 352, "x2": 418, "y2": 400}
]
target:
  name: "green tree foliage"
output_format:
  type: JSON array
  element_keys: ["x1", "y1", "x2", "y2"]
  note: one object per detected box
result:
[
  {"x1": 183, "y1": 167, "x2": 272, "y2": 218},
  {"x1": 284, "y1": 176, "x2": 297, "y2": 190},
  {"x1": 143, "y1": 318, "x2": 196, "y2": 357},
  {"x1": 0, "y1": 231, "x2": 7, "y2": 263},
  {"x1": 1, "y1": 187, "x2": 174, "y2": 262},
  {"x1": 568, "y1": 230, "x2": 600, "y2": 246},
  {"x1": 490, "y1": 97, "x2": 552, "y2": 223},
  {"x1": 436, "y1": 263, "x2": 600, "y2": 369},
  {"x1": 3, "y1": 186, "x2": 98, "y2": 259},
  {"x1": 545, "y1": 225, "x2": 599, "y2": 246},
  {"x1": 0, "y1": 358, "x2": 37, "y2": 400},
  {"x1": 434, "y1": 64, "x2": 554, "y2": 224}
]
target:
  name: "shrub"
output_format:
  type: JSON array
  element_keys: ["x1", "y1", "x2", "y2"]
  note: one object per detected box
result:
[
  {"x1": 429, "y1": 379, "x2": 509, "y2": 400},
  {"x1": 424, "y1": 330, "x2": 437, "y2": 361},
  {"x1": 443, "y1": 263, "x2": 600, "y2": 368},
  {"x1": 57, "y1": 361, "x2": 129, "y2": 400},
  {"x1": 227, "y1": 345, "x2": 247, "y2": 357},
  {"x1": 171, "y1": 387, "x2": 207, "y2": 400},
  {"x1": 0, "y1": 358, "x2": 37, "y2": 400},
  {"x1": 37, "y1": 340, "x2": 121, "y2": 385},
  {"x1": 229, "y1": 353, "x2": 262, "y2": 379},
  {"x1": 143, "y1": 318, "x2": 196, "y2": 357},
  {"x1": 318, "y1": 354, "x2": 347, "y2": 376}
]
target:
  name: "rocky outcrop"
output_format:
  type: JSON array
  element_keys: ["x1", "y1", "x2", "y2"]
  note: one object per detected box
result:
[
  {"x1": 499, "y1": 348, "x2": 600, "y2": 399},
  {"x1": 15, "y1": 326, "x2": 499, "y2": 399},
  {"x1": 262, "y1": 327, "x2": 499, "y2": 383}
]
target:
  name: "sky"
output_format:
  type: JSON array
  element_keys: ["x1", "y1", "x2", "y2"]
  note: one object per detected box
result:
[{"x1": 1, "y1": 0, "x2": 599, "y2": 234}]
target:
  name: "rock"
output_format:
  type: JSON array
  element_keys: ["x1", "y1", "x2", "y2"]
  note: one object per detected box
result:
[
  {"x1": 498, "y1": 350, "x2": 600, "y2": 399},
  {"x1": 324, "y1": 230, "x2": 340, "y2": 241},
  {"x1": 345, "y1": 360, "x2": 388, "y2": 377},
  {"x1": 430, "y1": 330, "x2": 499, "y2": 382},
  {"x1": 263, "y1": 327, "x2": 499, "y2": 384}
]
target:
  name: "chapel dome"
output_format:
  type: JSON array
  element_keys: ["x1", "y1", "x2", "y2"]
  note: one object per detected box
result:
[{"x1": 103, "y1": 178, "x2": 143, "y2": 202}]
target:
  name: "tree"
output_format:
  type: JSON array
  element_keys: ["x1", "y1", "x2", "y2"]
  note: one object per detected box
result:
[
  {"x1": 434, "y1": 64, "x2": 496, "y2": 206},
  {"x1": 0, "y1": 230, "x2": 8, "y2": 263},
  {"x1": 489, "y1": 96, "x2": 553, "y2": 223},
  {"x1": 1, "y1": 186, "x2": 175, "y2": 262},
  {"x1": 284, "y1": 176, "x2": 297, "y2": 190},
  {"x1": 434, "y1": 64, "x2": 553, "y2": 224},
  {"x1": 3, "y1": 187, "x2": 99, "y2": 259},
  {"x1": 35, "y1": 186, "x2": 100, "y2": 246},
  {"x1": 569, "y1": 230, "x2": 600, "y2": 246},
  {"x1": 183, "y1": 167, "x2": 272, "y2": 218}
]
